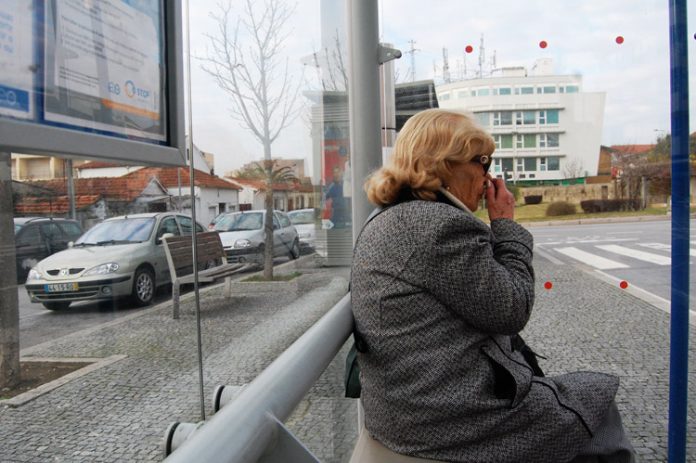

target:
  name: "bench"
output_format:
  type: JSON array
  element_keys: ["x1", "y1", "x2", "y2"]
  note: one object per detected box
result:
[{"x1": 163, "y1": 231, "x2": 249, "y2": 319}]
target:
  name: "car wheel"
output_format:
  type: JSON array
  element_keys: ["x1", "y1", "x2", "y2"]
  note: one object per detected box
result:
[
  {"x1": 132, "y1": 267, "x2": 155, "y2": 306},
  {"x1": 42, "y1": 301, "x2": 71, "y2": 311},
  {"x1": 289, "y1": 240, "x2": 300, "y2": 260}
]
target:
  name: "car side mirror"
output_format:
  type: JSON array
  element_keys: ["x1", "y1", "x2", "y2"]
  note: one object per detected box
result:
[
  {"x1": 158, "y1": 232, "x2": 175, "y2": 245},
  {"x1": 68, "y1": 241, "x2": 74, "y2": 248}
]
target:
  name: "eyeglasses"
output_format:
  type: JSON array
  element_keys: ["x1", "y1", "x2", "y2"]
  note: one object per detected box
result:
[{"x1": 470, "y1": 155, "x2": 492, "y2": 174}]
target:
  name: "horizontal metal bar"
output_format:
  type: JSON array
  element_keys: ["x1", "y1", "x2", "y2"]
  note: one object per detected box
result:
[{"x1": 164, "y1": 293, "x2": 353, "y2": 463}]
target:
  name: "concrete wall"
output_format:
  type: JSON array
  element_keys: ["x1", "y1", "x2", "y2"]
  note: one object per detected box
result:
[{"x1": 521, "y1": 183, "x2": 616, "y2": 204}]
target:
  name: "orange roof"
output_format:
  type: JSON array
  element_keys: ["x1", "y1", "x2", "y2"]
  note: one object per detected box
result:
[
  {"x1": 75, "y1": 161, "x2": 130, "y2": 169},
  {"x1": 125, "y1": 167, "x2": 241, "y2": 191},
  {"x1": 14, "y1": 195, "x2": 101, "y2": 214},
  {"x1": 23, "y1": 176, "x2": 157, "y2": 202},
  {"x1": 227, "y1": 177, "x2": 313, "y2": 192},
  {"x1": 610, "y1": 144, "x2": 655, "y2": 155}
]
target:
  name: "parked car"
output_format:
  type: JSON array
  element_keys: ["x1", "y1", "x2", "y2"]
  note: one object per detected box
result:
[
  {"x1": 14, "y1": 217, "x2": 83, "y2": 283},
  {"x1": 215, "y1": 210, "x2": 300, "y2": 265},
  {"x1": 287, "y1": 208, "x2": 319, "y2": 251},
  {"x1": 25, "y1": 212, "x2": 205, "y2": 311}
]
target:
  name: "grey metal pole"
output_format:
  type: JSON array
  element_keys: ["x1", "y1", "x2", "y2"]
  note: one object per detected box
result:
[
  {"x1": 66, "y1": 159, "x2": 76, "y2": 220},
  {"x1": 0, "y1": 152, "x2": 20, "y2": 389},
  {"x1": 185, "y1": 0, "x2": 205, "y2": 422},
  {"x1": 348, "y1": 0, "x2": 383, "y2": 242}
]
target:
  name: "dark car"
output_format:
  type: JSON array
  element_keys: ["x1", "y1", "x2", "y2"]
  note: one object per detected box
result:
[{"x1": 14, "y1": 217, "x2": 83, "y2": 283}]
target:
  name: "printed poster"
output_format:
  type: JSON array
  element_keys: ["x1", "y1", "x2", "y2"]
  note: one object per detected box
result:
[{"x1": 0, "y1": 1, "x2": 35, "y2": 120}]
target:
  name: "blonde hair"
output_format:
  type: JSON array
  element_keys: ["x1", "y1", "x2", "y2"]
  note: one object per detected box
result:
[{"x1": 365, "y1": 109, "x2": 495, "y2": 206}]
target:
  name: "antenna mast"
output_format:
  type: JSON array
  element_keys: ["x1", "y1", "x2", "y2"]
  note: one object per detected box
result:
[
  {"x1": 442, "y1": 48, "x2": 451, "y2": 83},
  {"x1": 477, "y1": 34, "x2": 485, "y2": 78},
  {"x1": 406, "y1": 40, "x2": 420, "y2": 82}
]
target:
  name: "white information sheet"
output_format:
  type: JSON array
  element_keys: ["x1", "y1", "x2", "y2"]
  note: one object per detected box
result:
[
  {"x1": 44, "y1": 0, "x2": 166, "y2": 141},
  {"x1": 0, "y1": 1, "x2": 35, "y2": 120}
]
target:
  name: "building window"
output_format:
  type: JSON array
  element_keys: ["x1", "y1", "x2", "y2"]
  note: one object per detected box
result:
[
  {"x1": 539, "y1": 109, "x2": 559, "y2": 124},
  {"x1": 515, "y1": 86, "x2": 534, "y2": 95},
  {"x1": 516, "y1": 158, "x2": 524, "y2": 171},
  {"x1": 439, "y1": 93, "x2": 450, "y2": 101},
  {"x1": 515, "y1": 111, "x2": 535, "y2": 125},
  {"x1": 493, "y1": 111, "x2": 513, "y2": 126},
  {"x1": 476, "y1": 88, "x2": 490, "y2": 96},
  {"x1": 539, "y1": 157, "x2": 547, "y2": 171},
  {"x1": 543, "y1": 86, "x2": 557, "y2": 94},
  {"x1": 501, "y1": 158, "x2": 514, "y2": 174},
  {"x1": 565, "y1": 85, "x2": 579, "y2": 93},
  {"x1": 548, "y1": 156, "x2": 561, "y2": 170},
  {"x1": 457, "y1": 90, "x2": 469, "y2": 98},
  {"x1": 528, "y1": 174, "x2": 535, "y2": 178},
  {"x1": 498, "y1": 87, "x2": 512, "y2": 95},
  {"x1": 494, "y1": 134, "x2": 513, "y2": 149},
  {"x1": 475, "y1": 112, "x2": 489, "y2": 127},
  {"x1": 493, "y1": 158, "x2": 502, "y2": 173},
  {"x1": 524, "y1": 157, "x2": 537, "y2": 171},
  {"x1": 516, "y1": 134, "x2": 536, "y2": 148}
]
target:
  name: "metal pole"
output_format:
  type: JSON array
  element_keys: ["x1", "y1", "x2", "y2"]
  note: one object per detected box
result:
[
  {"x1": 667, "y1": 1, "x2": 689, "y2": 461},
  {"x1": 185, "y1": 0, "x2": 206, "y2": 422},
  {"x1": 66, "y1": 159, "x2": 76, "y2": 220},
  {"x1": 348, "y1": 0, "x2": 383, "y2": 243}
]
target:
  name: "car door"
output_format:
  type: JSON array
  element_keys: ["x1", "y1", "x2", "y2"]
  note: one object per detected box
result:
[
  {"x1": 41, "y1": 222, "x2": 68, "y2": 255},
  {"x1": 276, "y1": 212, "x2": 296, "y2": 252},
  {"x1": 155, "y1": 216, "x2": 181, "y2": 284},
  {"x1": 271, "y1": 213, "x2": 284, "y2": 257},
  {"x1": 15, "y1": 224, "x2": 47, "y2": 281}
]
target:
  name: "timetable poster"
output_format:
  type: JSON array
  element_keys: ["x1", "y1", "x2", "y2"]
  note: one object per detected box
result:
[
  {"x1": 43, "y1": 0, "x2": 167, "y2": 141},
  {"x1": 0, "y1": 1, "x2": 36, "y2": 120}
]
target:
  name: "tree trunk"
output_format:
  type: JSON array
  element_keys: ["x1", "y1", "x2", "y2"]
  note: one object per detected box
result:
[
  {"x1": 263, "y1": 138, "x2": 274, "y2": 280},
  {"x1": 0, "y1": 151, "x2": 20, "y2": 388}
]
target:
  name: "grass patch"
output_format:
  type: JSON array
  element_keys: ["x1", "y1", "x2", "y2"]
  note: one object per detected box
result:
[
  {"x1": 242, "y1": 271, "x2": 302, "y2": 282},
  {"x1": 474, "y1": 204, "x2": 673, "y2": 223},
  {"x1": 1, "y1": 361, "x2": 93, "y2": 400}
]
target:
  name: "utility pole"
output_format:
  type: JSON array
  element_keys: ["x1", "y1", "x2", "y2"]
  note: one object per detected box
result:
[
  {"x1": 66, "y1": 159, "x2": 76, "y2": 220},
  {"x1": 405, "y1": 40, "x2": 419, "y2": 82},
  {"x1": 0, "y1": 151, "x2": 20, "y2": 388}
]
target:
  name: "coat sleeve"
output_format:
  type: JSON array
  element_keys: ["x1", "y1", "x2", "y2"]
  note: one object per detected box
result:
[{"x1": 415, "y1": 213, "x2": 535, "y2": 335}]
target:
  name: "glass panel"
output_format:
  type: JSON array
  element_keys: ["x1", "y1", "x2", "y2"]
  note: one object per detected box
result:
[
  {"x1": 524, "y1": 157, "x2": 537, "y2": 171},
  {"x1": 500, "y1": 134, "x2": 513, "y2": 149},
  {"x1": 475, "y1": 112, "x2": 489, "y2": 126},
  {"x1": 498, "y1": 87, "x2": 511, "y2": 95},
  {"x1": 548, "y1": 156, "x2": 561, "y2": 170},
  {"x1": 547, "y1": 109, "x2": 560, "y2": 124}
]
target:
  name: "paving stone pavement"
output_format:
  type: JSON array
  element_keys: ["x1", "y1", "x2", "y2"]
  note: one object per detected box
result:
[{"x1": 0, "y1": 257, "x2": 694, "y2": 462}]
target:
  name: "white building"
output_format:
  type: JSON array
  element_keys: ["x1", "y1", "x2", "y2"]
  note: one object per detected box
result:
[{"x1": 436, "y1": 59, "x2": 605, "y2": 184}]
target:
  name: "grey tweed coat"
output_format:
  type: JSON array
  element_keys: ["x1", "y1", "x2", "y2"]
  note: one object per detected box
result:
[{"x1": 351, "y1": 199, "x2": 619, "y2": 463}]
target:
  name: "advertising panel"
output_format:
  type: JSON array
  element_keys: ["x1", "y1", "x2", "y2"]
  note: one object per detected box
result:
[
  {"x1": 43, "y1": 0, "x2": 166, "y2": 142},
  {"x1": 0, "y1": 1, "x2": 36, "y2": 120}
]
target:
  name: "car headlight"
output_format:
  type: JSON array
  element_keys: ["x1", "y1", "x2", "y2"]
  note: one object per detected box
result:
[
  {"x1": 83, "y1": 262, "x2": 120, "y2": 276},
  {"x1": 234, "y1": 239, "x2": 251, "y2": 248},
  {"x1": 27, "y1": 268, "x2": 42, "y2": 281}
]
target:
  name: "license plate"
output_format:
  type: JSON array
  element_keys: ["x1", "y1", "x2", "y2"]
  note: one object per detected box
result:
[{"x1": 44, "y1": 283, "x2": 79, "y2": 293}]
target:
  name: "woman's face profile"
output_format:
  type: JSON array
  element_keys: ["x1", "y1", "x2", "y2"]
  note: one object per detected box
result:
[{"x1": 444, "y1": 160, "x2": 490, "y2": 211}]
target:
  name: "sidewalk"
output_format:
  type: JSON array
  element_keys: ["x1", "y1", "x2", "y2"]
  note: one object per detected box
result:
[{"x1": 0, "y1": 256, "x2": 694, "y2": 462}]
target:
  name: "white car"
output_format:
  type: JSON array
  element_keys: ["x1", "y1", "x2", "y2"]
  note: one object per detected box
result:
[
  {"x1": 215, "y1": 210, "x2": 300, "y2": 265},
  {"x1": 287, "y1": 208, "x2": 319, "y2": 251},
  {"x1": 25, "y1": 213, "x2": 205, "y2": 310}
]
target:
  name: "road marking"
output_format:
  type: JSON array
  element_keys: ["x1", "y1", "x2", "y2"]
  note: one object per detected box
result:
[
  {"x1": 637, "y1": 242, "x2": 696, "y2": 257},
  {"x1": 534, "y1": 247, "x2": 565, "y2": 265},
  {"x1": 594, "y1": 269, "x2": 696, "y2": 326},
  {"x1": 555, "y1": 247, "x2": 629, "y2": 269},
  {"x1": 538, "y1": 238, "x2": 637, "y2": 246},
  {"x1": 596, "y1": 244, "x2": 671, "y2": 265}
]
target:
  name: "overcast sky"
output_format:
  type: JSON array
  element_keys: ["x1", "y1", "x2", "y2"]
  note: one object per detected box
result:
[{"x1": 187, "y1": 0, "x2": 696, "y2": 177}]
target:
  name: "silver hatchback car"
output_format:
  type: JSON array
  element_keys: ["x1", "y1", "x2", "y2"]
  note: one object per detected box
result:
[
  {"x1": 25, "y1": 212, "x2": 205, "y2": 310},
  {"x1": 215, "y1": 210, "x2": 300, "y2": 265}
]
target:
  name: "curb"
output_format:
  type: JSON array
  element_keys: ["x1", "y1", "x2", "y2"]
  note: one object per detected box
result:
[{"x1": 520, "y1": 214, "x2": 685, "y2": 228}]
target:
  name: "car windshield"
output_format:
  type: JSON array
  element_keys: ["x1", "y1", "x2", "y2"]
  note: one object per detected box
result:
[
  {"x1": 288, "y1": 210, "x2": 315, "y2": 225},
  {"x1": 215, "y1": 212, "x2": 263, "y2": 231},
  {"x1": 75, "y1": 218, "x2": 155, "y2": 245},
  {"x1": 14, "y1": 224, "x2": 22, "y2": 234}
]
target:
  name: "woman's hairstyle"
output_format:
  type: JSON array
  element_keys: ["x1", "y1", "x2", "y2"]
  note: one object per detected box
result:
[{"x1": 365, "y1": 109, "x2": 495, "y2": 206}]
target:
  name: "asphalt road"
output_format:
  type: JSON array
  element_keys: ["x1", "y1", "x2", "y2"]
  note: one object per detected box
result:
[{"x1": 530, "y1": 218, "x2": 695, "y2": 310}]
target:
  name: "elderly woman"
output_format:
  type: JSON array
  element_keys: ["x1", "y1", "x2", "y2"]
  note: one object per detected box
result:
[{"x1": 351, "y1": 109, "x2": 634, "y2": 462}]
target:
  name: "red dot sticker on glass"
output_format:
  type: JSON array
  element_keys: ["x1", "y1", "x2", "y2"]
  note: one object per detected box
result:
[
  {"x1": 544, "y1": 281, "x2": 553, "y2": 290},
  {"x1": 615, "y1": 36, "x2": 624, "y2": 44},
  {"x1": 465, "y1": 45, "x2": 473, "y2": 54},
  {"x1": 539, "y1": 40, "x2": 548, "y2": 49},
  {"x1": 619, "y1": 281, "x2": 628, "y2": 289}
]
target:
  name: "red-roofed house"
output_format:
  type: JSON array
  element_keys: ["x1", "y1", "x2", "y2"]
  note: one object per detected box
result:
[{"x1": 226, "y1": 178, "x2": 317, "y2": 212}]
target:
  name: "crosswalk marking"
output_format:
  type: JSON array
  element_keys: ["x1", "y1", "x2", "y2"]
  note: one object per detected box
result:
[
  {"x1": 555, "y1": 247, "x2": 629, "y2": 269},
  {"x1": 596, "y1": 244, "x2": 671, "y2": 265},
  {"x1": 638, "y1": 243, "x2": 696, "y2": 257}
]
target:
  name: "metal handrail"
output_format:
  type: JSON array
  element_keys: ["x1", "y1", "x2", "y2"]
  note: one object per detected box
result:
[{"x1": 164, "y1": 293, "x2": 353, "y2": 463}]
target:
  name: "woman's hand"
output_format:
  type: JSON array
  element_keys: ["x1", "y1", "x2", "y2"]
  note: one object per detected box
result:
[{"x1": 485, "y1": 176, "x2": 515, "y2": 221}]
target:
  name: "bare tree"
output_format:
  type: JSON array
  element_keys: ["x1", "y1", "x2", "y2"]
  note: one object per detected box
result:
[
  {"x1": 562, "y1": 158, "x2": 584, "y2": 180},
  {"x1": 200, "y1": 0, "x2": 299, "y2": 279}
]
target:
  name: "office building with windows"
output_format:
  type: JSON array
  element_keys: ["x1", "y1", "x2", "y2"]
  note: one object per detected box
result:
[{"x1": 436, "y1": 59, "x2": 605, "y2": 184}]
